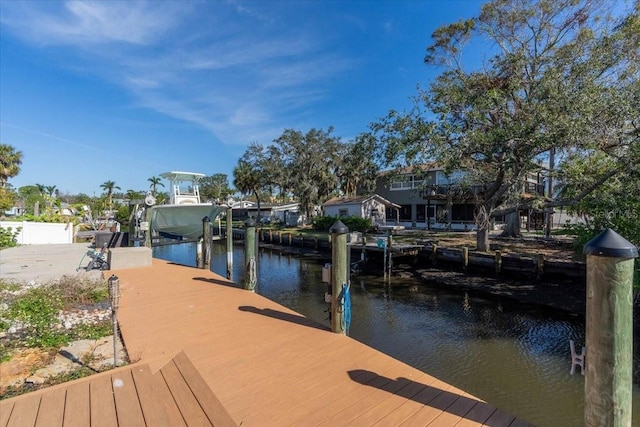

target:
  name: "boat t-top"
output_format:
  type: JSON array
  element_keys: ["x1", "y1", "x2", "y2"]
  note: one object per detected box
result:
[{"x1": 160, "y1": 171, "x2": 207, "y2": 205}]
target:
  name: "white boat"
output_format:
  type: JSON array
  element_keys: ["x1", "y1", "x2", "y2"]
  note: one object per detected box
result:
[{"x1": 149, "y1": 171, "x2": 225, "y2": 240}]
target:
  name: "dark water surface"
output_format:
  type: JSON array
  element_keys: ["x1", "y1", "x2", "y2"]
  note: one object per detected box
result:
[{"x1": 153, "y1": 242, "x2": 640, "y2": 426}]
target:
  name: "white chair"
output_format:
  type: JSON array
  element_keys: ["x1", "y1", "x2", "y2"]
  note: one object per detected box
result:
[{"x1": 570, "y1": 340, "x2": 585, "y2": 375}]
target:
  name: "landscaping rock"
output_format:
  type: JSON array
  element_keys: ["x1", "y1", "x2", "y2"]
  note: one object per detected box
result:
[
  {"x1": 0, "y1": 348, "x2": 50, "y2": 392},
  {"x1": 1, "y1": 335, "x2": 125, "y2": 394}
]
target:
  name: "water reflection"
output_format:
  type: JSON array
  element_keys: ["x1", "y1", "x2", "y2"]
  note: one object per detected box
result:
[{"x1": 153, "y1": 242, "x2": 640, "y2": 426}]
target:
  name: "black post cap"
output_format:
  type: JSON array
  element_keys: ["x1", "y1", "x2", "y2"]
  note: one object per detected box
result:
[
  {"x1": 244, "y1": 218, "x2": 256, "y2": 227},
  {"x1": 202, "y1": 216, "x2": 211, "y2": 223},
  {"x1": 329, "y1": 220, "x2": 349, "y2": 234},
  {"x1": 583, "y1": 228, "x2": 639, "y2": 258}
]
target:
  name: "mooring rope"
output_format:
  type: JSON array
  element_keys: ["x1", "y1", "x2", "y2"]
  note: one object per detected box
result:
[
  {"x1": 340, "y1": 283, "x2": 351, "y2": 334},
  {"x1": 248, "y1": 256, "x2": 257, "y2": 290}
]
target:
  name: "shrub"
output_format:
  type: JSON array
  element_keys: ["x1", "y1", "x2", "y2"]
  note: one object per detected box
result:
[
  {"x1": 312, "y1": 215, "x2": 373, "y2": 232},
  {"x1": 0, "y1": 226, "x2": 21, "y2": 249},
  {"x1": 564, "y1": 221, "x2": 639, "y2": 290},
  {"x1": 8, "y1": 286, "x2": 67, "y2": 348},
  {"x1": 55, "y1": 276, "x2": 109, "y2": 309}
]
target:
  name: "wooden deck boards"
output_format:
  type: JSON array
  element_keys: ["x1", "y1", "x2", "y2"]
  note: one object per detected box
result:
[
  {"x1": 0, "y1": 355, "x2": 235, "y2": 427},
  {"x1": 1, "y1": 258, "x2": 528, "y2": 426}
]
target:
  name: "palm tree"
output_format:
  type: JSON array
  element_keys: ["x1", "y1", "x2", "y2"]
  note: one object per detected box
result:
[
  {"x1": 35, "y1": 183, "x2": 46, "y2": 196},
  {"x1": 100, "y1": 180, "x2": 121, "y2": 211},
  {"x1": 147, "y1": 176, "x2": 165, "y2": 196},
  {"x1": 45, "y1": 185, "x2": 57, "y2": 198},
  {"x1": 0, "y1": 144, "x2": 23, "y2": 189},
  {"x1": 233, "y1": 160, "x2": 262, "y2": 219},
  {"x1": 126, "y1": 189, "x2": 144, "y2": 200}
]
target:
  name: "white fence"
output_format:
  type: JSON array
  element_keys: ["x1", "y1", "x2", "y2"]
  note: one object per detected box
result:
[{"x1": 0, "y1": 221, "x2": 75, "y2": 244}]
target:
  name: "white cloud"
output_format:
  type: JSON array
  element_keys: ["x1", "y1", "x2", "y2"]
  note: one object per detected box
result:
[
  {"x1": 1, "y1": 0, "x2": 184, "y2": 46},
  {"x1": 1, "y1": 1, "x2": 357, "y2": 147}
]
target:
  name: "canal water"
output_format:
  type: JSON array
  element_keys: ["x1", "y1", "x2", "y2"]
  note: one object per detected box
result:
[{"x1": 154, "y1": 242, "x2": 640, "y2": 426}]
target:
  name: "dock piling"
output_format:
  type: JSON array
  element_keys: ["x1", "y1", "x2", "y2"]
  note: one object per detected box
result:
[
  {"x1": 226, "y1": 206, "x2": 233, "y2": 281},
  {"x1": 196, "y1": 238, "x2": 203, "y2": 268},
  {"x1": 330, "y1": 221, "x2": 349, "y2": 335},
  {"x1": 244, "y1": 218, "x2": 257, "y2": 291},
  {"x1": 108, "y1": 275, "x2": 120, "y2": 367},
  {"x1": 203, "y1": 216, "x2": 211, "y2": 271},
  {"x1": 583, "y1": 228, "x2": 638, "y2": 427}
]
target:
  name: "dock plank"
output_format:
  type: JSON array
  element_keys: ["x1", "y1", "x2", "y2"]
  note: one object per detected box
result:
[
  {"x1": 374, "y1": 379, "x2": 454, "y2": 426},
  {"x1": 0, "y1": 400, "x2": 14, "y2": 427},
  {"x1": 346, "y1": 372, "x2": 437, "y2": 426},
  {"x1": 111, "y1": 369, "x2": 146, "y2": 426},
  {"x1": 172, "y1": 351, "x2": 236, "y2": 427},
  {"x1": 398, "y1": 384, "x2": 461, "y2": 426},
  {"x1": 430, "y1": 391, "x2": 483, "y2": 426},
  {"x1": 131, "y1": 363, "x2": 187, "y2": 427},
  {"x1": 160, "y1": 359, "x2": 212, "y2": 426},
  {"x1": 6, "y1": 394, "x2": 39, "y2": 427},
  {"x1": 454, "y1": 402, "x2": 497, "y2": 426},
  {"x1": 89, "y1": 372, "x2": 117, "y2": 427},
  {"x1": 483, "y1": 407, "x2": 516, "y2": 426},
  {"x1": 35, "y1": 387, "x2": 65, "y2": 427},
  {"x1": 62, "y1": 381, "x2": 90, "y2": 426}
]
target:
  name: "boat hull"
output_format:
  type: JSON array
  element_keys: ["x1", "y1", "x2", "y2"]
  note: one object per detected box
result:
[{"x1": 150, "y1": 204, "x2": 225, "y2": 240}]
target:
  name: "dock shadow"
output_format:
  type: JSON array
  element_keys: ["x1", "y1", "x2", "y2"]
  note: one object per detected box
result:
[
  {"x1": 193, "y1": 276, "x2": 242, "y2": 288},
  {"x1": 347, "y1": 369, "x2": 521, "y2": 426},
  {"x1": 238, "y1": 306, "x2": 329, "y2": 332}
]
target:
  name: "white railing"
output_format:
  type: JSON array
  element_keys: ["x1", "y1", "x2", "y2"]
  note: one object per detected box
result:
[{"x1": 0, "y1": 221, "x2": 75, "y2": 244}]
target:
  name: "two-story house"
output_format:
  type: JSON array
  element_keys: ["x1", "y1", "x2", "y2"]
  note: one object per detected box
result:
[{"x1": 375, "y1": 165, "x2": 546, "y2": 231}]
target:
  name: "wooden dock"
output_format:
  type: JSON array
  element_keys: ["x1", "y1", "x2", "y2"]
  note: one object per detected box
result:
[{"x1": 1, "y1": 259, "x2": 531, "y2": 426}]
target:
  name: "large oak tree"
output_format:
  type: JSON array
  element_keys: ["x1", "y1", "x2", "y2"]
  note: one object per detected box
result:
[{"x1": 372, "y1": 0, "x2": 639, "y2": 251}]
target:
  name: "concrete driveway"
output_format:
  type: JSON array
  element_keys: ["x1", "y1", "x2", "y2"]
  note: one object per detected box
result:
[{"x1": 0, "y1": 243, "x2": 103, "y2": 283}]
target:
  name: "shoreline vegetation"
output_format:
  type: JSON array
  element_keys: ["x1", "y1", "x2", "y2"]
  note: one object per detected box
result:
[{"x1": 0, "y1": 275, "x2": 128, "y2": 399}]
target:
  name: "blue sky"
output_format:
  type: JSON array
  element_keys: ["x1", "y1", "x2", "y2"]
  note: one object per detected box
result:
[{"x1": 1, "y1": 0, "x2": 484, "y2": 196}]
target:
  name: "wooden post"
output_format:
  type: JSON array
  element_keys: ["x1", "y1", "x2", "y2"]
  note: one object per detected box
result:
[
  {"x1": 288, "y1": 232, "x2": 293, "y2": 245},
  {"x1": 536, "y1": 253, "x2": 544, "y2": 279},
  {"x1": 583, "y1": 229, "x2": 638, "y2": 427},
  {"x1": 203, "y1": 216, "x2": 212, "y2": 271},
  {"x1": 431, "y1": 244, "x2": 438, "y2": 267},
  {"x1": 128, "y1": 204, "x2": 136, "y2": 247},
  {"x1": 144, "y1": 207, "x2": 152, "y2": 248},
  {"x1": 495, "y1": 250, "x2": 502, "y2": 275},
  {"x1": 196, "y1": 238, "x2": 203, "y2": 269},
  {"x1": 300, "y1": 234, "x2": 304, "y2": 248},
  {"x1": 107, "y1": 275, "x2": 120, "y2": 368},
  {"x1": 462, "y1": 247, "x2": 469, "y2": 273},
  {"x1": 243, "y1": 218, "x2": 257, "y2": 291},
  {"x1": 330, "y1": 220, "x2": 349, "y2": 335},
  {"x1": 361, "y1": 235, "x2": 366, "y2": 261},
  {"x1": 314, "y1": 237, "x2": 318, "y2": 250},
  {"x1": 226, "y1": 206, "x2": 233, "y2": 281}
]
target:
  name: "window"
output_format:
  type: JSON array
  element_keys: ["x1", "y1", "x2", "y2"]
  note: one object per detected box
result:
[
  {"x1": 385, "y1": 207, "x2": 396, "y2": 220},
  {"x1": 390, "y1": 174, "x2": 423, "y2": 191},
  {"x1": 399, "y1": 204, "x2": 412, "y2": 221},
  {"x1": 339, "y1": 208, "x2": 348, "y2": 217},
  {"x1": 451, "y1": 204, "x2": 475, "y2": 221},
  {"x1": 436, "y1": 170, "x2": 466, "y2": 185},
  {"x1": 416, "y1": 204, "x2": 426, "y2": 222}
]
